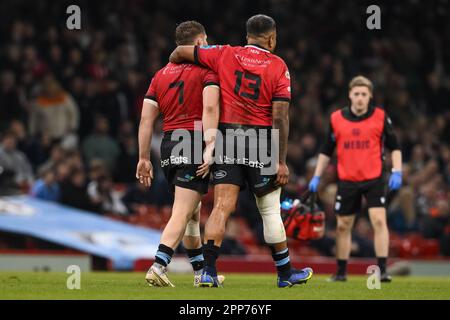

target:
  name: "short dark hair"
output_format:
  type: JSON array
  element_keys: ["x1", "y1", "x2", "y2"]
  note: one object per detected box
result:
[
  {"x1": 175, "y1": 21, "x2": 205, "y2": 45},
  {"x1": 246, "y1": 14, "x2": 276, "y2": 37}
]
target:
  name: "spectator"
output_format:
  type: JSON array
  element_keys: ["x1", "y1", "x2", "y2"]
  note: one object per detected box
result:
[
  {"x1": 82, "y1": 116, "x2": 120, "y2": 171},
  {"x1": 0, "y1": 70, "x2": 25, "y2": 131},
  {"x1": 122, "y1": 181, "x2": 159, "y2": 213},
  {"x1": 87, "y1": 174, "x2": 128, "y2": 215},
  {"x1": 29, "y1": 74, "x2": 79, "y2": 141},
  {"x1": 114, "y1": 120, "x2": 139, "y2": 184},
  {"x1": 8, "y1": 120, "x2": 28, "y2": 153},
  {"x1": 65, "y1": 150, "x2": 84, "y2": 171},
  {"x1": 0, "y1": 132, "x2": 33, "y2": 193},
  {"x1": 115, "y1": 133, "x2": 139, "y2": 183},
  {"x1": 87, "y1": 159, "x2": 109, "y2": 183},
  {"x1": 351, "y1": 218, "x2": 376, "y2": 258},
  {"x1": 37, "y1": 143, "x2": 65, "y2": 173},
  {"x1": 30, "y1": 165, "x2": 60, "y2": 202},
  {"x1": 60, "y1": 169, "x2": 99, "y2": 212},
  {"x1": 55, "y1": 161, "x2": 70, "y2": 184}
]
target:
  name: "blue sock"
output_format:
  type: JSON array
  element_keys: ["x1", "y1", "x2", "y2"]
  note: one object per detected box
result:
[
  {"x1": 270, "y1": 247, "x2": 292, "y2": 278},
  {"x1": 186, "y1": 248, "x2": 205, "y2": 272},
  {"x1": 154, "y1": 244, "x2": 174, "y2": 267}
]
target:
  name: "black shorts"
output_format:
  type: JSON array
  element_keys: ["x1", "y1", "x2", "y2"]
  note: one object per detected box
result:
[
  {"x1": 211, "y1": 123, "x2": 278, "y2": 197},
  {"x1": 334, "y1": 177, "x2": 387, "y2": 216},
  {"x1": 160, "y1": 131, "x2": 209, "y2": 195}
]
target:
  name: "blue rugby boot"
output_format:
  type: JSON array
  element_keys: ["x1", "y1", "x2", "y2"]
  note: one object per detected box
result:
[
  {"x1": 198, "y1": 266, "x2": 222, "y2": 287},
  {"x1": 277, "y1": 267, "x2": 313, "y2": 288},
  {"x1": 194, "y1": 269, "x2": 225, "y2": 287}
]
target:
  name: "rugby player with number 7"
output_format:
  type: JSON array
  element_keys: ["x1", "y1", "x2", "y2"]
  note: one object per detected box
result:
[{"x1": 137, "y1": 21, "x2": 224, "y2": 287}]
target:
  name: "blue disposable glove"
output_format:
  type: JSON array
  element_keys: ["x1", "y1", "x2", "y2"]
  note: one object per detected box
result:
[
  {"x1": 308, "y1": 176, "x2": 321, "y2": 192},
  {"x1": 389, "y1": 171, "x2": 402, "y2": 191}
]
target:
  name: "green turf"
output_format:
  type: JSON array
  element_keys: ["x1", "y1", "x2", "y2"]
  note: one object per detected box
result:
[{"x1": 0, "y1": 272, "x2": 449, "y2": 300}]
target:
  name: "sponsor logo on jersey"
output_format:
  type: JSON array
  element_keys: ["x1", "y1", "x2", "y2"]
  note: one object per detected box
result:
[
  {"x1": 200, "y1": 45, "x2": 221, "y2": 50},
  {"x1": 161, "y1": 155, "x2": 189, "y2": 167},
  {"x1": 218, "y1": 155, "x2": 265, "y2": 168},
  {"x1": 163, "y1": 64, "x2": 191, "y2": 75}
]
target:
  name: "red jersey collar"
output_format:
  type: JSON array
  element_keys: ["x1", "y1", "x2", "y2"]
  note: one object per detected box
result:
[{"x1": 245, "y1": 44, "x2": 271, "y2": 53}]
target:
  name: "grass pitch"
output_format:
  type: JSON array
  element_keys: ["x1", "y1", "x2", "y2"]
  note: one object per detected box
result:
[{"x1": 0, "y1": 272, "x2": 449, "y2": 300}]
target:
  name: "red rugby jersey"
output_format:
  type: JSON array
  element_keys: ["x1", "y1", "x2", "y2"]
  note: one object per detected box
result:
[
  {"x1": 194, "y1": 44, "x2": 291, "y2": 126},
  {"x1": 144, "y1": 63, "x2": 219, "y2": 132},
  {"x1": 320, "y1": 106, "x2": 400, "y2": 182}
]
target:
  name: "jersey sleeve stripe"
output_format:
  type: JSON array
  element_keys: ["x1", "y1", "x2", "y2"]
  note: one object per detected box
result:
[
  {"x1": 145, "y1": 95, "x2": 157, "y2": 101},
  {"x1": 144, "y1": 98, "x2": 158, "y2": 107},
  {"x1": 272, "y1": 97, "x2": 291, "y2": 102},
  {"x1": 193, "y1": 46, "x2": 200, "y2": 65},
  {"x1": 203, "y1": 81, "x2": 220, "y2": 88}
]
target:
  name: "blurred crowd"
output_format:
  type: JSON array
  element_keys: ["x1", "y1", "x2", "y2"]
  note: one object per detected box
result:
[{"x1": 0, "y1": 0, "x2": 449, "y2": 256}]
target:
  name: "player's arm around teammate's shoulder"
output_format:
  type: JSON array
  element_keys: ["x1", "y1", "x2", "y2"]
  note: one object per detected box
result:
[
  {"x1": 169, "y1": 45, "x2": 195, "y2": 64},
  {"x1": 136, "y1": 98, "x2": 160, "y2": 187},
  {"x1": 170, "y1": 44, "x2": 227, "y2": 74}
]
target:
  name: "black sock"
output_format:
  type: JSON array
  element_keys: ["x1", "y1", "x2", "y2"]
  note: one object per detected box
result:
[
  {"x1": 377, "y1": 257, "x2": 387, "y2": 274},
  {"x1": 337, "y1": 259, "x2": 347, "y2": 276},
  {"x1": 154, "y1": 244, "x2": 174, "y2": 267},
  {"x1": 270, "y1": 246, "x2": 291, "y2": 278},
  {"x1": 186, "y1": 247, "x2": 205, "y2": 271},
  {"x1": 202, "y1": 240, "x2": 220, "y2": 276}
]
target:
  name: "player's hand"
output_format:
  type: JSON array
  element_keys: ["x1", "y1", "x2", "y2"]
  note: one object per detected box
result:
[
  {"x1": 136, "y1": 159, "x2": 153, "y2": 187},
  {"x1": 308, "y1": 176, "x2": 321, "y2": 192},
  {"x1": 196, "y1": 143, "x2": 215, "y2": 178},
  {"x1": 388, "y1": 170, "x2": 402, "y2": 191},
  {"x1": 275, "y1": 161, "x2": 289, "y2": 186}
]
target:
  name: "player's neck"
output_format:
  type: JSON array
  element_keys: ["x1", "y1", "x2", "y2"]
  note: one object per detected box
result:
[{"x1": 350, "y1": 105, "x2": 369, "y2": 116}]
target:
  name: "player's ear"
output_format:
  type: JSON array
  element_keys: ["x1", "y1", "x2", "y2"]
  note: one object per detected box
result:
[{"x1": 269, "y1": 32, "x2": 276, "y2": 51}]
